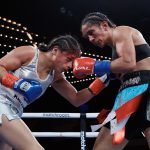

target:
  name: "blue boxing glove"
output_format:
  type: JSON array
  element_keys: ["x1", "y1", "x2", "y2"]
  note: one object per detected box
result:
[
  {"x1": 14, "y1": 78, "x2": 42, "y2": 103},
  {"x1": 2, "y1": 74, "x2": 42, "y2": 103},
  {"x1": 94, "y1": 60, "x2": 111, "y2": 76}
]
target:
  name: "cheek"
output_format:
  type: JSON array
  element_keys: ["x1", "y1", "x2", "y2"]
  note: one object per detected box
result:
[
  {"x1": 57, "y1": 59, "x2": 66, "y2": 67},
  {"x1": 101, "y1": 31, "x2": 107, "y2": 38},
  {"x1": 57, "y1": 61, "x2": 64, "y2": 68},
  {"x1": 97, "y1": 34, "x2": 105, "y2": 42},
  {"x1": 97, "y1": 32, "x2": 103, "y2": 37},
  {"x1": 54, "y1": 59, "x2": 63, "y2": 68}
]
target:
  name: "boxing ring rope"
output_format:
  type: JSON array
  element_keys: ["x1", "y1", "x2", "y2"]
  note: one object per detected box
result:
[
  {"x1": 22, "y1": 112, "x2": 98, "y2": 118},
  {"x1": 32, "y1": 132, "x2": 99, "y2": 137},
  {"x1": 22, "y1": 112, "x2": 99, "y2": 150}
]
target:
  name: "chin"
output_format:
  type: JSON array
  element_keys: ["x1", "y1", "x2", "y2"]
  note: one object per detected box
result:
[
  {"x1": 100, "y1": 43, "x2": 106, "y2": 48},
  {"x1": 97, "y1": 42, "x2": 103, "y2": 48},
  {"x1": 98, "y1": 44, "x2": 104, "y2": 48}
]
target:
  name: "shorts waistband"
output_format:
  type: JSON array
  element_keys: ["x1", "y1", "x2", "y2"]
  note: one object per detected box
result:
[
  {"x1": 120, "y1": 70, "x2": 150, "y2": 90},
  {"x1": 122, "y1": 70, "x2": 150, "y2": 82}
]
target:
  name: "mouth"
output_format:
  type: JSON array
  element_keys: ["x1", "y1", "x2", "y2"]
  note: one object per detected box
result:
[
  {"x1": 92, "y1": 40, "x2": 99, "y2": 46},
  {"x1": 63, "y1": 68, "x2": 68, "y2": 72},
  {"x1": 62, "y1": 69, "x2": 65, "y2": 72},
  {"x1": 97, "y1": 40, "x2": 104, "y2": 47},
  {"x1": 93, "y1": 39, "x2": 101, "y2": 46}
]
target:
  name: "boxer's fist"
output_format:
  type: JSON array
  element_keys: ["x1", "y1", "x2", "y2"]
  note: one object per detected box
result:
[
  {"x1": 13, "y1": 78, "x2": 42, "y2": 103},
  {"x1": 73, "y1": 57, "x2": 111, "y2": 78},
  {"x1": 73, "y1": 57, "x2": 96, "y2": 78},
  {"x1": 2, "y1": 74, "x2": 42, "y2": 103}
]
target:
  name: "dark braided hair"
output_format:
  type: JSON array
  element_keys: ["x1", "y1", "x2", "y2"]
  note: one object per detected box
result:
[
  {"x1": 81, "y1": 12, "x2": 116, "y2": 28},
  {"x1": 38, "y1": 35, "x2": 82, "y2": 57}
]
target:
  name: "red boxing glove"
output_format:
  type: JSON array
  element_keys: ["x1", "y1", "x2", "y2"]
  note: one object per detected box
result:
[{"x1": 73, "y1": 57, "x2": 96, "y2": 79}]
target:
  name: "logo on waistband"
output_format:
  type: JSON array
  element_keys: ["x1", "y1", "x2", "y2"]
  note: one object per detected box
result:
[{"x1": 121, "y1": 76, "x2": 141, "y2": 89}]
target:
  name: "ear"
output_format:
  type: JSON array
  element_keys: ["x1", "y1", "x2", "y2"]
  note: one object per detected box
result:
[
  {"x1": 51, "y1": 47, "x2": 59, "y2": 56},
  {"x1": 101, "y1": 21, "x2": 109, "y2": 30}
]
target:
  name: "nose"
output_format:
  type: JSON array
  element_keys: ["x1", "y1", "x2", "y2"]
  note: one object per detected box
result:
[
  {"x1": 67, "y1": 61, "x2": 73, "y2": 70},
  {"x1": 88, "y1": 35, "x2": 94, "y2": 42}
]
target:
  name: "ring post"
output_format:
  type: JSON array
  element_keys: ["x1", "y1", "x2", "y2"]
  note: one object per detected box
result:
[{"x1": 80, "y1": 104, "x2": 88, "y2": 150}]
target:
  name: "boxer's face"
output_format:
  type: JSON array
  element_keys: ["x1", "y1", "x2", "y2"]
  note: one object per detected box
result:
[
  {"x1": 81, "y1": 22, "x2": 109, "y2": 48},
  {"x1": 52, "y1": 49, "x2": 79, "y2": 73}
]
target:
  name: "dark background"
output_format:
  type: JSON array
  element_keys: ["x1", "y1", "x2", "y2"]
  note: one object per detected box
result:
[{"x1": 0, "y1": 0, "x2": 150, "y2": 149}]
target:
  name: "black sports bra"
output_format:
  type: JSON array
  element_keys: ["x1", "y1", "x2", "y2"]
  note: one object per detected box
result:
[{"x1": 112, "y1": 44, "x2": 150, "y2": 62}]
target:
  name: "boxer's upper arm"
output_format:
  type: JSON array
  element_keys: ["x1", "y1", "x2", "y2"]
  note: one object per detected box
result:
[
  {"x1": 110, "y1": 28, "x2": 136, "y2": 73},
  {"x1": 115, "y1": 28, "x2": 136, "y2": 64},
  {"x1": 0, "y1": 46, "x2": 35, "y2": 71}
]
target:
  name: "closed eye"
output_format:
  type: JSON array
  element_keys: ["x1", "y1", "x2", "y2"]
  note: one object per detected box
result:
[
  {"x1": 83, "y1": 30, "x2": 94, "y2": 39},
  {"x1": 66, "y1": 58, "x2": 72, "y2": 62},
  {"x1": 87, "y1": 30, "x2": 94, "y2": 36}
]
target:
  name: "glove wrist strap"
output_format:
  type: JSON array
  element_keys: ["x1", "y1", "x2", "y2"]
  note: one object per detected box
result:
[
  {"x1": 88, "y1": 78, "x2": 106, "y2": 95},
  {"x1": 2, "y1": 73, "x2": 19, "y2": 88},
  {"x1": 94, "y1": 61, "x2": 111, "y2": 76}
]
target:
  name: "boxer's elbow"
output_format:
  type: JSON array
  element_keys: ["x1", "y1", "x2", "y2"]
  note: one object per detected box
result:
[
  {"x1": 70, "y1": 99, "x2": 81, "y2": 107},
  {"x1": 111, "y1": 56, "x2": 136, "y2": 73},
  {"x1": 70, "y1": 95, "x2": 92, "y2": 108},
  {"x1": 123, "y1": 59, "x2": 136, "y2": 71},
  {"x1": 68, "y1": 96, "x2": 84, "y2": 107}
]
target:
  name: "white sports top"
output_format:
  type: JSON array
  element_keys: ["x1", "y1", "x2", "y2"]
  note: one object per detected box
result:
[{"x1": 0, "y1": 48, "x2": 55, "y2": 108}]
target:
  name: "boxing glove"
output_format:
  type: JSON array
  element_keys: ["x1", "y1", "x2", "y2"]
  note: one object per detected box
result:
[
  {"x1": 73, "y1": 57, "x2": 96, "y2": 78},
  {"x1": 73, "y1": 57, "x2": 111, "y2": 78},
  {"x1": 2, "y1": 74, "x2": 42, "y2": 103}
]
